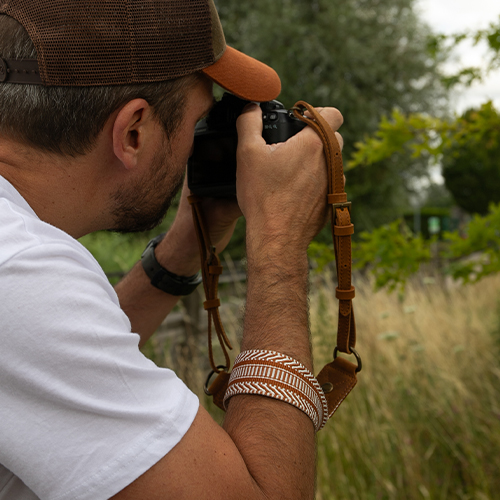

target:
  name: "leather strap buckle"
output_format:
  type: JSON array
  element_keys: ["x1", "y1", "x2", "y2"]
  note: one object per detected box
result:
[{"x1": 331, "y1": 201, "x2": 352, "y2": 212}]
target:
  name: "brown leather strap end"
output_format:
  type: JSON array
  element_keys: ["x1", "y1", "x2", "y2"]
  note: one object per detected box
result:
[
  {"x1": 339, "y1": 301, "x2": 353, "y2": 317},
  {"x1": 317, "y1": 357, "x2": 357, "y2": 419},
  {"x1": 207, "y1": 371, "x2": 231, "y2": 411}
]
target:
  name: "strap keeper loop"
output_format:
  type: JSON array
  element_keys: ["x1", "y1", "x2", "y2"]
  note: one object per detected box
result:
[
  {"x1": 209, "y1": 265, "x2": 223, "y2": 275},
  {"x1": 334, "y1": 224, "x2": 354, "y2": 236},
  {"x1": 204, "y1": 298, "x2": 221, "y2": 310},
  {"x1": 328, "y1": 193, "x2": 347, "y2": 205},
  {"x1": 335, "y1": 286, "x2": 355, "y2": 301}
]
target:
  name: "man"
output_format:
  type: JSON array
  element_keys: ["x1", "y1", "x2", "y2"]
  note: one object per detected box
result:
[{"x1": 0, "y1": 1, "x2": 344, "y2": 499}]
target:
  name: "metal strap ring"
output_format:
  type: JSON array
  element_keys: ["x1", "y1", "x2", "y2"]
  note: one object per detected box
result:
[
  {"x1": 333, "y1": 346, "x2": 362, "y2": 373},
  {"x1": 203, "y1": 365, "x2": 229, "y2": 395}
]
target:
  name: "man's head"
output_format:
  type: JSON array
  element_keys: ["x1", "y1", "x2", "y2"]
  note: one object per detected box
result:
[
  {"x1": 108, "y1": 76, "x2": 215, "y2": 234},
  {"x1": 0, "y1": 14, "x2": 204, "y2": 157},
  {"x1": 0, "y1": 0, "x2": 281, "y2": 235},
  {"x1": 0, "y1": 0, "x2": 281, "y2": 157}
]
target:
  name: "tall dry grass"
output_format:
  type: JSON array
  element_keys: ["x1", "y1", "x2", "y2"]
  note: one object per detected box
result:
[
  {"x1": 147, "y1": 271, "x2": 500, "y2": 499},
  {"x1": 311, "y1": 272, "x2": 500, "y2": 500}
]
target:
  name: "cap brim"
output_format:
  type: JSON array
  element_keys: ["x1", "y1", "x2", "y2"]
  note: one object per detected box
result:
[{"x1": 201, "y1": 46, "x2": 281, "y2": 102}]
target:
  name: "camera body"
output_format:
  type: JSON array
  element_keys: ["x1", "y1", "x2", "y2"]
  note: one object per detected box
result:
[{"x1": 187, "y1": 93, "x2": 307, "y2": 198}]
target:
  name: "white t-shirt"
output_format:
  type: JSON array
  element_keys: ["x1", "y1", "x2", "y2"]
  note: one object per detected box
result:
[{"x1": 0, "y1": 176, "x2": 199, "y2": 500}]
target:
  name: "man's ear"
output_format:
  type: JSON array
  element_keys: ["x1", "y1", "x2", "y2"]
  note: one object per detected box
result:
[{"x1": 112, "y1": 99, "x2": 154, "y2": 170}]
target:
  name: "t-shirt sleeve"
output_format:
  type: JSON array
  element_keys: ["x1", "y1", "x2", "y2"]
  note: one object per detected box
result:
[{"x1": 0, "y1": 242, "x2": 199, "y2": 500}]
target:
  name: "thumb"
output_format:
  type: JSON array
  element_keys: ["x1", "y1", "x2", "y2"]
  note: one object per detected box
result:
[{"x1": 236, "y1": 103, "x2": 265, "y2": 148}]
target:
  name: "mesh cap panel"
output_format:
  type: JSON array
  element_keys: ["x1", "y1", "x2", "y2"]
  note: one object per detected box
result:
[{"x1": 1, "y1": 0, "x2": 219, "y2": 85}]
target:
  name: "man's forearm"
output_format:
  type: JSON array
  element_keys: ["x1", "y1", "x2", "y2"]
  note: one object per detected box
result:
[
  {"x1": 241, "y1": 248, "x2": 311, "y2": 365},
  {"x1": 111, "y1": 105, "x2": 343, "y2": 500},
  {"x1": 222, "y1": 241, "x2": 316, "y2": 499},
  {"x1": 115, "y1": 180, "x2": 241, "y2": 346},
  {"x1": 115, "y1": 224, "x2": 201, "y2": 346}
]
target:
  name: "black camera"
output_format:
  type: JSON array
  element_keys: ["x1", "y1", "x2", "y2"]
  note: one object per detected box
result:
[{"x1": 187, "y1": 93, "x2": 307, "y2": 198}]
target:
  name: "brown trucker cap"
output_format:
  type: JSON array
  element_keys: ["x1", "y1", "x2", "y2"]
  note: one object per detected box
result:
[{"x1": 0, "y1": 0, "x2": 281, "y2": 102}]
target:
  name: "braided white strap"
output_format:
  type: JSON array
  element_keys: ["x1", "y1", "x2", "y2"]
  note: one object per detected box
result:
[{"x1": 223, "y1": 350, "x2": 328, "y2": 432}]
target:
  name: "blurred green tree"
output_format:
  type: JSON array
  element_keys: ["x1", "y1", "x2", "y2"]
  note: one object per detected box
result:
[
  {"x1": 216, "y1": 0, "x2": 448, "y2": 233},
  {"x1": 442, "y1": 103, "x2": 500, "y2": 215}
]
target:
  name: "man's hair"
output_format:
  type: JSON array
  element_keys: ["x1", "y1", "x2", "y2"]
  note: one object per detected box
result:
[{"x1": 0, "y1": 15, "x2": 202, "y2": 157}]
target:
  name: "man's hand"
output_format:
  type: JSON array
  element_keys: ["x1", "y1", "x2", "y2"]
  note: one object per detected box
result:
[
  {"x1": 155, "y1": 177, "x2": 242, "y2": 279},
  {"x1": 115, "y1": 173, "x2": 242, "y2": 345},
  {"x1": 236, "y1": 103, "x2": 344, "y2": 258}
]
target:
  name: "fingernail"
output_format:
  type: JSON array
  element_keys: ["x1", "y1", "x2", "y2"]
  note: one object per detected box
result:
[{"x1": 242, "y1": 102, "x2": 260, "y2": 113}]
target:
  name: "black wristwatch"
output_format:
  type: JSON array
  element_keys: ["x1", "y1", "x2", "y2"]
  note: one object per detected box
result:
[{"x1": 141, "y1": 233, "x2": 202, "y2": 296}]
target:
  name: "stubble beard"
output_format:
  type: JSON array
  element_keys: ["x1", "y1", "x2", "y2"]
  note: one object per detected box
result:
[{"x1": 108, "y1": 143, "x2": 185, "y2": 233}]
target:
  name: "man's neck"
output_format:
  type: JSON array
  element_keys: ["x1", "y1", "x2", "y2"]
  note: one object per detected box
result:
[{"x1": 0, "y1": 136, "x2": 112, "y2": 238}]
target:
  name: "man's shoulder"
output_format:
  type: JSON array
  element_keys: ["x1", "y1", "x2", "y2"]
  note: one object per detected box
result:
[{"x1": 0, "y1": 176, "x2": 101, "y2": 275}]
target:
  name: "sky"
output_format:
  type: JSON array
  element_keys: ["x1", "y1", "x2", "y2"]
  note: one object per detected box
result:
[{"x1": 417, "y1": 0, "x2": 500, "y2": 113}]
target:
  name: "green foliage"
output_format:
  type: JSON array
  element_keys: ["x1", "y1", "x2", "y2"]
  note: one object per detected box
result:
[
  {"x1": 79, "y1": 231, "x2": 148, "y2": 284},
  {"x1": 78, "y1": 197, "x2": 180, "y2": 283},
  {"x1": 443, "y1": 203, "x2": 500, "y2": 283},
  {"x1": 348, "y1": 109, "x2": 443, "y2": 169},
  {"x1": 309, "y1": 220, "x2": 435, "y2": 294},
  {"x1": 426, "y1": 15, "x2": 500, "y2": 88},
  {"x1": 474, "y1": 15, "x2": 500, "y2": 70},
  {"x1": 426, "y1": 32, "x2": 484, "y2": 89},
  {"x1": 352, "y1": 219, "x2": 433, "y2": 292},
  {"x1": 307, "y1": 241, "x2": 336, "y2": 274},
  {"x1": 216, "y1": 0, "x2": 448, "y2": 232},
  {"x1": 348, "y1": 14, "x2": 500, "y2": 222},
  {"x1": 441, "y1": 66, "x2": 484, "y2": 90},
  {"x1": 349, "y1": 100, "x2": 500, "y2": 215},
  {"x1": 307, "y1": 205, "x2": 500, "y2": 295},
  {"x1": 486, "y1": 24, "x2": 500, "y2": 55},
  {"x1": 442, "y1": 102, "x2": 500, "y2": 214}
]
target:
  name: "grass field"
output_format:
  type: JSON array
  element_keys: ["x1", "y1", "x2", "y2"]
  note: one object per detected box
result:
[
  {"x1": 147, "y1": 270, "x2": 500, "y2": 499},
  {"x1": 310, "y1": 272, "x2": 500, "y2": 500}
]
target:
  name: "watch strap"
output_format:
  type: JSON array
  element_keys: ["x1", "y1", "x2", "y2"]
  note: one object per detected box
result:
[{"x1": 141, "y1": 233, "x2": 202, "y2": 296}]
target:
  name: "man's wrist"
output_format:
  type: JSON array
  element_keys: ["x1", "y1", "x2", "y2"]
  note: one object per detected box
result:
[
  {"x1": 246, "y1": 234, "x2": 310, "y2": 277},
  {"x1": 153, "y1": 224, "x2": 201, "y2": 277},
  {"x1": 141, "y1": 233, "x2": 201, "y2": 296}
]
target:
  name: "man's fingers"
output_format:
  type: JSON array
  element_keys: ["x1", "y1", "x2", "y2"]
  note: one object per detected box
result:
[
  {"x1": 236, "y1": 103, "x2": 265, "y2": 149},
  {"x1": 236, "y1": 105, "x2": 343, "y2": 154},
  {"x1": 298, "y1": 107, "x2": 344, "y2": 152},
  {"x1": 335, "y1": 132, "x2": 344, "y2": 151},
  {"x1": 304, "y1": 106, "x2": 344, "y2": 131}
]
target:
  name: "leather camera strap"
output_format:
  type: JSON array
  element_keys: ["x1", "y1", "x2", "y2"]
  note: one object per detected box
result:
[{"x1": 188, "y1": 101, "x2": 360, "y2": 422}]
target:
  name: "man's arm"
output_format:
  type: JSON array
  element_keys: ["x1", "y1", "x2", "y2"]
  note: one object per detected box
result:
[
  {"x1": 113, "y1": 104, "x2": 343, "y2": 499},
  {"x1": 115, "y1": 179, "x2": 241, "y2": 347}
]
